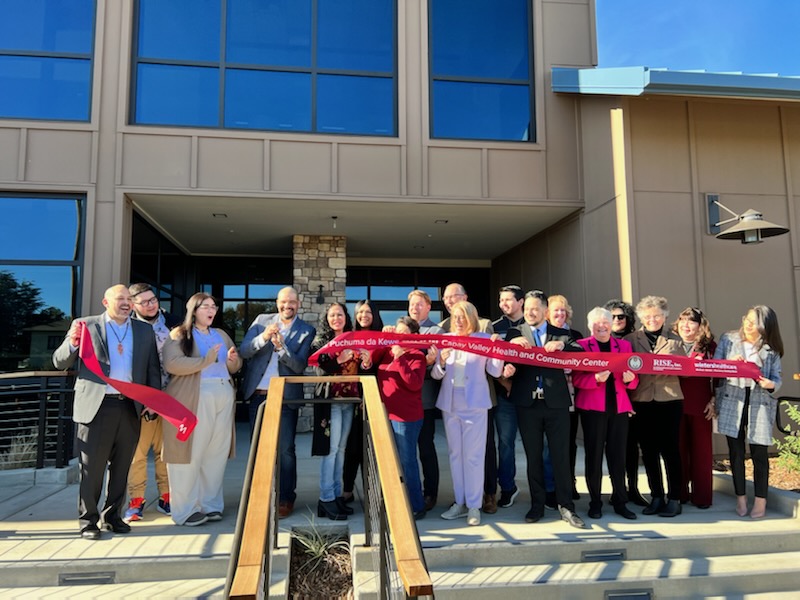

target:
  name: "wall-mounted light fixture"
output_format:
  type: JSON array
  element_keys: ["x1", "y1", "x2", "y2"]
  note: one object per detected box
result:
[
  {"x1": 316, "y1": 284, "x2": 325, "y2": 304},
  {"x1": 706, "y1": 194, "x2": 789, "y2": 244}
]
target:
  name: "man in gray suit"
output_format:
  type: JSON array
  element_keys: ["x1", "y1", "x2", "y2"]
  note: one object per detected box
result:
[
  {"x1": 53, "y1": 284, "x2": 160, "y2": 540},
  {"x1": 240, "y1": 286, "x2": 315, "y2": 518}
]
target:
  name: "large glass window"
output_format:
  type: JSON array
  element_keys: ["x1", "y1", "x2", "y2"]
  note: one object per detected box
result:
[
  {"x1": 0, "y1": 194, "x2": 84, "y2": 372},
  {"x1": 429, "y1": 0, "x2": 533, "y2": 141},
  {"x1": 0, "y1": 0, "x2": 95, "y2": 121},
  {"x1": 132, "y1": 0, "x2": 397, "y2": 136}
]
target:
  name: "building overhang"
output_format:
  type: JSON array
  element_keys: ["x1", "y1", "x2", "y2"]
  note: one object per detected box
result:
[{"x1": 552, "y1": 66, "x2": 800, "y2": 102}]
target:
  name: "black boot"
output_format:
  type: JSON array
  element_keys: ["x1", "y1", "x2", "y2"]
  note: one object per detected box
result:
[
  {"x1": 642, "y1": 496, "x2": 666, "y2": 516},
  {"x1": 659, "y1": 499, "x2": 682, "y2": 518},
  {"x1": 317, "y1": 500, "x2": 347, "y2": 520},
  {"x1": 336, "y1": 497, "x2": 354, "y2": 515},
  {"x1": 628, "y1": 488, "x2": 649, "y2": 507}
]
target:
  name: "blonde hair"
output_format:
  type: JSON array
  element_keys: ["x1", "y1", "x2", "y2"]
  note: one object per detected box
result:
[
  {"x1": 548, "y1": 294, "x2": 573, "y2": 322},
  {"x1": 450, "y1": 301, "x2": 479, "y2": 334},
  {"x1": 407, "y1": 289, "x2": 432, "y2": 305}
]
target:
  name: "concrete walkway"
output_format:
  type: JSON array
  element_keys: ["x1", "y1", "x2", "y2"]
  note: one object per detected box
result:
[{"x1": 1, "y1": 420, "x2": 798, "y2": 598}]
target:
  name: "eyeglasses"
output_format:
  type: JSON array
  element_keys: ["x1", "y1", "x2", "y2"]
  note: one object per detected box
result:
[
  {"x1": 612, "y1": 314, "x2": 627, "y2": 320},
  {"x1": 642, "y1": 314, "x2": 665, "y2": 321},
  {"x1": 135, "y1": 297, "x2": 159, "y2": 307},
  {"x1": 198, "y1": 304, "x2": 218, "y2": 311}
]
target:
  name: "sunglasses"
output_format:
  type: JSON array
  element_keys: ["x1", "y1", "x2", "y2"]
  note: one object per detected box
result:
[{"x1": 612, "y1": 314, "x2": 627, "y2": 320}]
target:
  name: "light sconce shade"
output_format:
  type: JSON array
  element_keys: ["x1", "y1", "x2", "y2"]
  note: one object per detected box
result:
[{"x1": 706, "y1": 194, "x2": 788, "y2": 244}]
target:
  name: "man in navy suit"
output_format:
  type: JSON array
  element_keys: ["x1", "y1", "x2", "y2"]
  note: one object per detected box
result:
[
  {"x1": 507, "y1": 290, "x2": 586, "y2": 529},
  {"x1": 53, "y1": 284, "x2": 161, "y2": 540},
  {"x1": 240, "y1": 286, "x2": 315, "y2": 518}
]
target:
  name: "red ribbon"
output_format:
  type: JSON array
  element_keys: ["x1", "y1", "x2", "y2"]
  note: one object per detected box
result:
[
  {"x1": 78, "y1": 322, "x2": 197, "y2": 441},
  {"x1": 308, "y1": 331, "x2": 761, "y2": 380}
]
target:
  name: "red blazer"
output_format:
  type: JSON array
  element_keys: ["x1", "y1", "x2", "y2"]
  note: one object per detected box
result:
[{"x1": 573, "y1": 336, "x2": 638, "y2": 414}]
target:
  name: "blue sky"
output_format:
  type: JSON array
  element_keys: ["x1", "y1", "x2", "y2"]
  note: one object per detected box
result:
[{"x1": 596, "y1": 0, "x2": 800, "y2": 76}]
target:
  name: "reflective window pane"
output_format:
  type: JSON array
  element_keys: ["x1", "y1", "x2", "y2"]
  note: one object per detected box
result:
[
  {"x1": 0, "y1": 197, "x2": 81, "y2": 261},
  {"x1": 418, "y1": 286, "x2": 440, "y2": 301},
  {"x1": 135, "y1": 64, "x2": 219, "y2": 126},
  {"x1": 317, "y1": 74, "x2": 394, "y2": 135},
  {"x1": 0, "y1": 0, "x2": 94, "y2": 53},
  {"x1": 431, "y1": 0, "x2": 529, "y2": 79},
  {"x1": 223, "y1": 285, "x2": 246, "y2": 298},
  {"x1": 138, "y1": 0, "x2": 220, "y2": 61},
  {"x1": 0, "y1": 266, "x2": 79, "y2": 371},
  {"x1": 225, "y1": 69, "x2": 311, "y2": 131},
  {"x1": 0, "y1": 56, "x2": 90, "y2": 120},
  {"x1": 432, "y1": 81, "x2": 530, "y2": 141},
  {"x1": 318, "y1": 0, "x2": 394, "y2": 72},
  {"x1": 346, "y1": 286, "x2": 368, "y2": 301},
  {"x1": 370, "y1": 286, "x2": 412, "y2": 301},
  {"x1": 226, "y1": 0, "x2": 311, "y2": 67},
  {"x1": 249, "y1": 284, "x2": 286, "y2": 299}
]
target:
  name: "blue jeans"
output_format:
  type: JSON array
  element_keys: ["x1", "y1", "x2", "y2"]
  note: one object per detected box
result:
[
  {"x1": 391, "y1": 419, "x2": 425, "y2": 513},
  {"x1": 249, "y1": 393, "x2": 299, "y2": 503},
  {"x1": 320, "y1": 403, "x2": 354, "y2": 502},
  {"x1": 494, "y1": 395, "x2": 518, "y2": 492}
]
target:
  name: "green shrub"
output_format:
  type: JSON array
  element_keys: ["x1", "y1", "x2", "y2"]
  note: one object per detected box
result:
[{"x1": 774, "y1": 400, "x2": 800, "y2": 473}]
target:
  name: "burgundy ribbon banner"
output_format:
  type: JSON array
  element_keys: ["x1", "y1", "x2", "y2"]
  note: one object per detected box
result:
[
  {"x1": 78, "y1": 322, "x2": 197, "y2": 441},
  {"x1": 308, "y1": 330, "x2": 761, "y2": 380}
]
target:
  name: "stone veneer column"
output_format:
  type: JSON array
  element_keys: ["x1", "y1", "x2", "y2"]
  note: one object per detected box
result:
[{"x1": 292, "y1": 234, "x2": 347, "y2": 432}]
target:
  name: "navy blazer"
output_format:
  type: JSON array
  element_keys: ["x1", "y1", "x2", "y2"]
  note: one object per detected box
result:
[
  {"x1": 508, "y1": 322, "x2": 582, "y2": 409},
  {"x1": 240, "y1": 313, "x2": 316, "y2": 401}
]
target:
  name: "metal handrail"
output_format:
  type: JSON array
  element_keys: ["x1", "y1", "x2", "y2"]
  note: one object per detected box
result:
[{"x1": 225, "y1": 375, "x2": 433, "y2": 599}]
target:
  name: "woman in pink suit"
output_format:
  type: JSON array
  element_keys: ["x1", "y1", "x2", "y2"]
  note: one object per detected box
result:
[{"x1": 573, "y1": 307, "x2": 639, "y2": 520}]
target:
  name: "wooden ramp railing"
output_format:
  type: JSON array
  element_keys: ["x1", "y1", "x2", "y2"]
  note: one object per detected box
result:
[{"x1": 225, "y1": 375, "x2": 433, "y2": 599}]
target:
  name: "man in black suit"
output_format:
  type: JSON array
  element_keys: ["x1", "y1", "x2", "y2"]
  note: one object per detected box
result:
[
  {"x1": 53, "y1": 284, "x2": 161, "y2": 540},
  {"x1": 506, "y1": 290, "x2": 586, "y2": 529}
]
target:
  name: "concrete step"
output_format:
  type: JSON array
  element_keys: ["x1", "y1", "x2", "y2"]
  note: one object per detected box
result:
[
  {"x1": 0, "y1": 577, "x2": 225, "y2": 599},
  {"x1": 354, "y1": 550, "x2": 800, "y2": 599}
]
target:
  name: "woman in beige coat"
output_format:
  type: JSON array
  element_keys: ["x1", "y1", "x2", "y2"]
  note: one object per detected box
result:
[{"x1": 162, "y1": 293, "x2": 242, "y2": 526}]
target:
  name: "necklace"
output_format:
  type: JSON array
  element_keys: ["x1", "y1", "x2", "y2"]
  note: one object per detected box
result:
[{"x1": 108, "y1": 320, "x2": 130, "y2": 355}]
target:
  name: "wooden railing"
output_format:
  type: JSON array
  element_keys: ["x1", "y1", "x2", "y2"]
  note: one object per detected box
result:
[{"x1": 225, "y1": 375, "x2": 433, "y2": 599}]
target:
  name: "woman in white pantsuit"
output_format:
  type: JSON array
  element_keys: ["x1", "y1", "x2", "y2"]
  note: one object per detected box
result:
[
  {"x1": 432, "y1": 301, "x2": 503, "y2": 526},
  {"x1": 162, "y1": 293, "x2": 242, "y2": 526}
]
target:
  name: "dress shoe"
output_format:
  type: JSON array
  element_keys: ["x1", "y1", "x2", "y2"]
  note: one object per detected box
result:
[
  {"x1": 482, "y1": 493, "x2": 498, "y2": 514},
  {"x1": 545, "y1": 491, "x2": 557, "y2": 511},
  {"x1": 278, "y1": 500, "x2": 294, "y2": 519},
  {"x1": 587, "y1": 507, "x2": 602, "y2": 519},
  {"x1": 341, "y1": 493, "x2": 355, "y2": 504},
  {"x1": 614, "y1": 504, "x2": 638, "y2": 520},
  {"x1": 102, "y1": 518, "x2": 131, "y2": 534},
  {"x1": 318, "y1": 500, "x2": 347, "y2": 521},
  {"x1": 336, "y1": 497, "x2": 354, "y2": 515},
  {"x1": 424, "y1": 495, "x2": 437, "y2": 511},
  {"x1": 80, "y1": 524, "x2": 101, "y2": 540},
  {"x1": 525, "y1": 508, "x2": 544, "y2": 523},
  {"x1": 559, "y1": 507, "x2": 587, "y2": 529},
  {"x1": 642, "y1": 497, "x2": 666, "y2": 516},
  {"x1": 413, "y1": 510, "x2": 426, "y2": 521},
  {"x1": 695, "y1": 504, "x2": 711, "y2": 510},
  {"x1": 628, "y1": 489, "x2": 649, "y2": 507},
  {"x1": 658, "y1": 499, "x2": 682, "y2": 518}
]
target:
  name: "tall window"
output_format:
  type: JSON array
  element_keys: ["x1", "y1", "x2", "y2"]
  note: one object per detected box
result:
[
  {"x1": 429, "y1": 0, "x2": 533, "y2": 141},
  {"x1": 132, "y1": 0, "x2": 397, "y2": 136},
  {"x1": 0, "y1": 0, "x2": 95, "y2": 121},
  {"x1": 0, "y1": 194, "x2": 85, "y2": 372}
]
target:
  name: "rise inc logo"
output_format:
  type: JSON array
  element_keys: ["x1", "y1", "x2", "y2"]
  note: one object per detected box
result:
[{"x1": 627, "y1": 356, "x2": 644, "y2": 371}]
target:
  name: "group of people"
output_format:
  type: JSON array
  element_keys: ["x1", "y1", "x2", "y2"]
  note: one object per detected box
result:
[{"x1": 54, "y1": 281, "x2": 783, "y2": 540}]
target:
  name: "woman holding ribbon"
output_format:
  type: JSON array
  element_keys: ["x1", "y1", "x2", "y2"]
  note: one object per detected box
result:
[
  {"x1": 715, "y1": 305, "x2": 783, "y2": 518},
  {"x1": 341, "y1": 300, "x2": 384, "y2": 505},
  {"x1": 672, "y1": 307, "x2": 716, "y2": 509},
  {"x1": 573, "y1": 307, "x2": 638, "y2": 520},
  {"x1": 625, "y1": 295, "x2": 685, "y2": 517},
  {"x1": 311, "y1": 302, "x2": 368, "y2": 520},
  {"x1": 364, "y1": 316, "x2": 427, "y2": 518},
  {"x1": 433, "y1": 301, "x2": 504, "y2": 526},
  {"x1": 162, "y1": 293, "x2": 242, "y2": 527}
]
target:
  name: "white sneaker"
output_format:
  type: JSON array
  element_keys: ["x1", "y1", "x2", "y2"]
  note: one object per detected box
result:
[
  {"x1": 441, "y1": 503, "x2": 468, "y2": 520},
  {"x1": 466, "y1": 508, "x2": 481, "y2": 526}
]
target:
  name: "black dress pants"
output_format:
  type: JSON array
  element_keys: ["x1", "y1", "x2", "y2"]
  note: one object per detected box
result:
[
  {"x1": 342, "y1": 405, "x2": 363, "y2": 495},
  {"x1": 727, "y1": 388, "x2": 769, "y2": 498},
  {"x1": 635, "y1": 400, "x2": 683, "y2": 500},
  {"x1": 77, "y1": 396, "x2": 140, "y2": 527},
  {"x1": 580, "y1": 409, "x2": 629, "y2": 509},
  {"x1": 417, "y1": 407, "x2": 439, "y2": 499}
]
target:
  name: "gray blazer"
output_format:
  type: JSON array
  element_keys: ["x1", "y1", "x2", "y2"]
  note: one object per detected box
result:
[
  {"x1": 239, "y1": 313, "x2": 316, "y2": 401},
  {"x1": 52, "y1": 314, "x2": 160, "y2": 424},
  {"x1": 714, "y1": 332, "x2": 782, "y2": 446}
]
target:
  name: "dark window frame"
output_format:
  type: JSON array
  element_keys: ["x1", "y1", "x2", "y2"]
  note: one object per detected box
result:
[
  {"x1": 427, "y1": 0, "x2": 535, "y2": 142},
  {"x1": 130, "y1": 0, "x2": 398, "y2": 137}
]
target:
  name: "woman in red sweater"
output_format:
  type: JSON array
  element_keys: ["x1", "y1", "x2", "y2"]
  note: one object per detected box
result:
[
  {"x1": 364, "y1": 316, "x2": 427, "y2": 519},
  {"x1": 672, "y1": 307, "x2": 716, "y2": 509}
]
